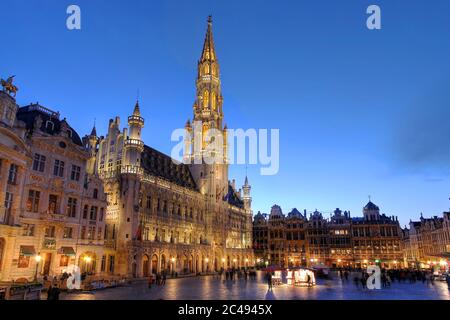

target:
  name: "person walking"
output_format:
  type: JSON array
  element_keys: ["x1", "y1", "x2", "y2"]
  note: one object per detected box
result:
[
  {"x1": 162, "y1": 272, "x2": 167, "y2": 286},
  {"x1": 267, "y1": 272, "x2": 273, "y2": 291},
  {"x1": 47, "y1": 284, "x2": 54, "y2": 300},
  {"x1": 148, "y1": 274, "x2": 153, "y2": 289},
  {"x1": 51, "y1": 284, "x2": 61, "y2": 300}
]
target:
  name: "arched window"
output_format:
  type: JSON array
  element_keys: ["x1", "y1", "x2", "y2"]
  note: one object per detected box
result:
[
  {"x1": 204, "y1": 64, "x2": 210, "y2": 75},
  {"x1": 203, "y1": 90, "x2": 209, "y2": 109},
  {"x1": 211, "y1": 92, "x2": 217, "y2": 111},
  {"x1": 212, "y1": 64, "x2": 217, "y2": 76},
  {"x1": 45, "y1": 121, "x2": 54, "y2": 131}
]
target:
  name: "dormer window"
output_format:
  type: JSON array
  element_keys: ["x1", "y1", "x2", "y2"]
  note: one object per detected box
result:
[
  {"x1": 66, "y1": 129, "x2": 72, "y2": 138},
  {"x1": 45, "y1": 120, "x2": 54, "y2": 131}
]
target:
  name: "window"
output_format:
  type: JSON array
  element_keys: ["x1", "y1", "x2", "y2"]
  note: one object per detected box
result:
[
  {"x1": 45, "y1": 226, "x2": 56, "y2": 238},
  {"x1": 97, "y1": 227, "x2": 102, "y2": 240},
  {"x1": 90, "y1": 206, "x2": 98, "y2": 221},
  {"x1": 63, "y1": 227, "x2": 73, "y2": 239},
  {"x1": 7, "y1": 164, "x2": 18, "y2": 184},
  {"x1": 99, "y1": 208, "x2": 104, "y2": 222},
  {"x1": 101, "y1": 255, "x2": 106, "y2": 272},
  {"x1": 53, "y1": 159, "x2": 65, "y2": 177},
  {"x1": 203, "y1": 90, "x2": 209, "y2": 109},
  {"x1": 45, "y1": 120, "x2": 54, "y2": 130},
  {"x1": 18, "y1": 254, "x2": 30, "y2": 268},
  {"x1": 48, "y1": 195, "x2": 58, "y2": 214},
  {"x1": 32, "y1": 154, "x2": 46, "y2": 172},
  {"x1": 70, "y1": 165, "x2": 81, "y2": 181},
  {"x1": 60, "y1": 255, "x2": 69, "y2": 267},
  {"x1": 22, "y1": 224, "x2": 35, "y2": 236},
  {"x1": 26, "y1": 190, "x2": 40, "y2": 213},
  {"x1": 4, "y1": 192, "x2": 13, "y2": 216},
  {"x1": 93, "y1": 189, "x2": 98, "y2": 199},
  {"x1": 108, "y1": 255, "x2": 115, "y2": 273},
  {"x1": 88, "y1": 226, "x2": 96, "y2": 240},
  {"x1": 83, "y1": 205, "x2": 88, "y2": 219},
  {"x1": 66, "y1": 197, "x2": 77, "y2": 218},
  {"x1": 81, "y1": 226, "x2": 86, "y2": 239}
]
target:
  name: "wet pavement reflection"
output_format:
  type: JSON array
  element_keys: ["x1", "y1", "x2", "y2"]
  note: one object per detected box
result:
[{"x1": 59, "y1": 272, "x2": 450, "y2": 300}]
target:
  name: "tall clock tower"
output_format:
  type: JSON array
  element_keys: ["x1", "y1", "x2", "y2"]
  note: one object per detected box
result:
[{"x1": 186, "y1": 16, "x2": 229, "y2": 203}]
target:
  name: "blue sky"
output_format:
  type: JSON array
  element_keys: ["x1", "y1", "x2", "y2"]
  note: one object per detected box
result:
[{"x1": 1, "y1": 0, "x2": 450, "y2": 226}]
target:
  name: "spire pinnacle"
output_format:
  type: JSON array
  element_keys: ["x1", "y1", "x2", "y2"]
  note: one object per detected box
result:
[
  {"x1": 200, "y1": 15, "x2": 216, "y2": 62},
  {"x1": 133, "y1": 100, "x2": 141, "y2": 116},
  {"x1": 90, "y1": 119, "x2": 97, "y2": 136}
]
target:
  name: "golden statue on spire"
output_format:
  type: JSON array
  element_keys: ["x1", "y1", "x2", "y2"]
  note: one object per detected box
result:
[{"x1": 1, "y1": 75, "x2": 19, "y2": 97}]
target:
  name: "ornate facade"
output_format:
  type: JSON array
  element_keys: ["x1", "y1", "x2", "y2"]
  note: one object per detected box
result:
[
  {"x1": 0, "y1": 90, "x2": 108, "y2": 282},
  {"x1": 92, "y1": 17, "x2": 254, "y2": 277},
  {"x1": 253, "y1": 201, "x2": 403, "y2": 269},
  {"x1": 402, "y1": 212, "x2": 450, "y2": 268}
]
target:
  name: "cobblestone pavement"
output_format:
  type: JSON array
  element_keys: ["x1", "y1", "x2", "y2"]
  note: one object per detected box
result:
[{"x1": 57, "y1": 272, "x2": 450, "y2": 300}]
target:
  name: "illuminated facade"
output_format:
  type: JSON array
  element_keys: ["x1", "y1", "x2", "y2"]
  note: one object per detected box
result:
[
  {"x1": 253, "y1": 201, "x2": 403, "y2": 268},
  {"x1": 0, "y1": 91, "x2": 108, "y2": 282},
  {"x1": 94, "y1": 17, "x2": 254, "y2": 277},
  {"x1": 402, "y1": 212, "x2": 450, "y2": 268}
]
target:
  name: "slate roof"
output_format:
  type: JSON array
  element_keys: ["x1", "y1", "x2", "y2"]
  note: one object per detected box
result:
[
  {"x1": 141, "y1": 145, "x2": 198, "y2": 190},
  {"x1": 16, "y1": 104, "x2": 83, "y2": 146}
]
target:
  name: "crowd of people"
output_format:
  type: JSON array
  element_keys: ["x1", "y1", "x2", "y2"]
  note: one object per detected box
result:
[
  {"x1": 334, "y1": 267, "x2": 450, "y2": 290},
  {"x1": 219, "y1": 267, "x2": 258, "y2": 282},
  {"x1": 148, "y1": 271, "x2": 168, "y2": 288}
]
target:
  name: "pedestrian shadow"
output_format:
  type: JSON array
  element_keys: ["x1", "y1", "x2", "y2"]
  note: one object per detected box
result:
[{"x1": 265, "y1": 290, "x2": 276, "y2": 300}]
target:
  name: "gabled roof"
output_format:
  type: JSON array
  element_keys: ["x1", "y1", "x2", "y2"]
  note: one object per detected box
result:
[
  {"x1": 224, "y1": 183, "x2": 244, "y2": 209},
  {"x1": 364, "y1": 201, "x2": 380, "y2": 211}
]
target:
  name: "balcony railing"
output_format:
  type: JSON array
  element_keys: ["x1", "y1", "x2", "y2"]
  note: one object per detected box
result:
[
  {"x1": 128, "y1": 115, "x2": 144, "y2": 124},
  {"x1": 124, "y1": 138, "x2": 144, "y2": 149}
]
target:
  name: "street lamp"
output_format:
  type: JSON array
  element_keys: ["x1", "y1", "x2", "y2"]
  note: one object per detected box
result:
[{"x1": 34, "y1": 254, "x2": 42, "y2": 282}]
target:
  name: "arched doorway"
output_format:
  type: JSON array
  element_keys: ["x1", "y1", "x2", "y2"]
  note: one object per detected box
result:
[
  {"x1": 0, "y1": 238, "x2": 5, "y2": 272},
  {"x1": 182, "y1": 255, "x2": 188, "y2": 274},
  {"x1": 196, "y1": 255, "x2": 200, "y2": 273},
  {"x1": 214, "y1": 257, "x2": 218, "y2": 272},
  {"x1": 151, "y1": 254, "x2": 158, "y2": 274},
  {"x1": 142, "y1": 255, "x2": 150, "y2": 277},
  {"x1": 132, "y1": 262, "x2": 137, "y2": 278},
  {"x1": 189, "y1": 255, "x2": 194, "y2": 273}
]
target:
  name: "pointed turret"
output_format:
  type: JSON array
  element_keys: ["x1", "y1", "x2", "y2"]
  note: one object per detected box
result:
[
  {"x1": 200, "y1": 15, "x2": 217, "y2": 63},
  {"x1": 133, "y1": 100, "x2": 141, "y2": 116},
  {"x1": 125, "y1": 100, "x2": 145, "y2": 170},
  {"x1": 83, "y1": 121, "x2": 99, "y2": 175},
  {"x1": 242, "y1": 175, "x2": 252, "y2": 212},
  {"x1": 90, "y1": 122, "x2": 97, "y2": 137}
]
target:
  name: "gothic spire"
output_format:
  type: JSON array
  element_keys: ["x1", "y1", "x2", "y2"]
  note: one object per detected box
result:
[
  {"x1": 133, "y1": 100, "x2": 141, "y2": 116},
  {"x1": 200, "y1": 15, "x2": 217, "y2": 63},
  {"x1": 90, "y1": 122, "x2": 97, "y2": 137}
]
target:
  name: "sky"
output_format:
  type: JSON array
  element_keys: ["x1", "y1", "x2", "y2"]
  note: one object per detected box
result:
[{"x1": 1, "y1": 0, "x2": 450, "y2": 226}]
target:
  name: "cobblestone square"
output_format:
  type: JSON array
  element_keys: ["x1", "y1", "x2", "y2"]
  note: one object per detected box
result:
[{"x1": 58, "y1": 272, "x2": 450, "y2": 300}]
